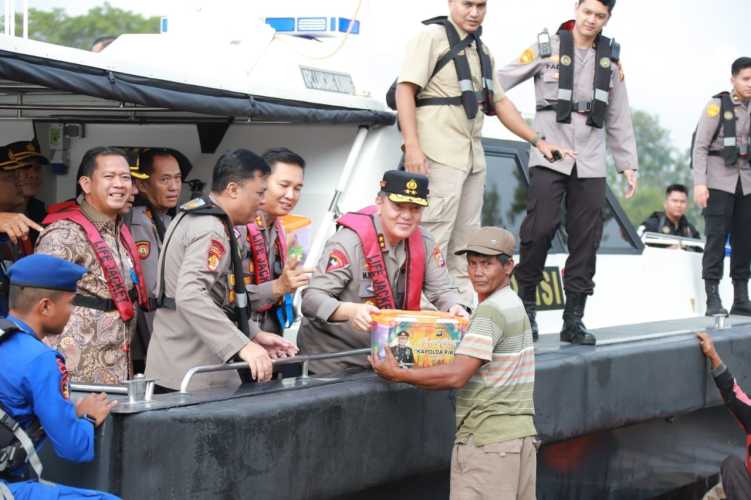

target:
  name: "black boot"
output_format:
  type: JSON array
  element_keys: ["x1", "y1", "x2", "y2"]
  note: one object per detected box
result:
[
  {"x1": 705, "y1": 280, "x2": 728, "y2": 317},
  {"x1": 560, "y1": 292, "x2": 596, "y2": 345},
  {"x1": 730, "y1": 280, "x2": 751, "y2": 316},
  {"x1": 519, "y1": 287, "x2": 539, "y2": 342}
]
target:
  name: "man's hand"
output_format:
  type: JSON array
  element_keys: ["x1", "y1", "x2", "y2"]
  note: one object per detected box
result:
[
  {"x1": 254, "y1": 331, "x2": 299, "y2": 359},
  {"x1": 273, "y1": 256, "x2": 314, "y2": 296},
  {"x1": 404, "y1": 144, "x2": 429, "y2": 175},
  {"x1": 349, "y1": 303, "x2": 380, "y2": 332},
  {"x1": 0, "y1": 212, "x2": 43, "y2": 244},
  {"x1": 75, "y1": 393, "x2": 117, "y2": 427},
  {"x1": 369, "y1": 346, "x2": 403, "y2": 382},
  {"x1": 238, "y1": 341, "x2": 274, "y2": 382},
  {"x1": 694, "y1": 185, "x2": 710, "y2": 209},
  {"x1": 449, "y1": 304, "x2": 470, "y2": 319},
  {"x1": 537, "y1": 140, "x2": 576, "y2": 162},
  {"x1": 623, "y1": 169, "x2": 638, "y2": 199},
  {"x1": 697, "y1": 331, "x2": 723, "y2": 369}
]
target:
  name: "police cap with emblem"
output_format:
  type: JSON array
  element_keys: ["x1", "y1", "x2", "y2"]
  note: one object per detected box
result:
[
  {"x1": 8, "y1": 254, "x2": 86, "y2": 292},
  {"x1": 396, "y1": 330, "x2": 410, "y2": 338},
  {"x1": 455, "y1": 227, "x2": 516, "y2": 257},
  {"x1": 380, "y1": 170, "x2": 429, "y2": 207},
  {"x1": 0, "y1": 139, "x2": 49, "y2": 171}
]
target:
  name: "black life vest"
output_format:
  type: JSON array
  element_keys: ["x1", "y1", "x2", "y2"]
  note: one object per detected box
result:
[
  {"x1": 157, "y1": 197, "x2": 251, "y2": 340},
  {"x1": 0, "y1": 318, "x2": 46, "y2": 482},
  {"x1": 386, "y1": 16, "x2": 495, "y2": 119},
  {"x1": 690, "y1": 92, "x2": 751, "y2": 169},
  {"x1": 554, "y1": 21, "x2": 620, "y2": 129}
]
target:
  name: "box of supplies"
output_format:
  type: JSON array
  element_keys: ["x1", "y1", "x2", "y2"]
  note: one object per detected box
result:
[{"x1": 370, "y1": 310, "x2": 469, "y2": 368}]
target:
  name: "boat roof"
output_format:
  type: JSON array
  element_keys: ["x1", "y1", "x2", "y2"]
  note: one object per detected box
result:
[{"x1": 0, "y1": 32, "x2": 395, "y2": 126}]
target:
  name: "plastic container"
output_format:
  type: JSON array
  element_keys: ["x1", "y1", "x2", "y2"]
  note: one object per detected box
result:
[
  {"x1": 370, "y1": 310, "x2": 469, "y2": 368},
  {"x1": 280, "y1": 214, "x2": 312, "y2": 262}
]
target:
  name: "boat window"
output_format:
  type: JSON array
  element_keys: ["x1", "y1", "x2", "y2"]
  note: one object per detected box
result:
[{"x1": 481, "y1": 139, "x2": 643, "y2": 255}]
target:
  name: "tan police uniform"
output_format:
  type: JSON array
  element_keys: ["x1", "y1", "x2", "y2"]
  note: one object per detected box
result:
[
  {"x1": 497, "y1": 28, "x2": 638, "y2": 344},
  {"x1": 36, "y1": 197, "x2": 137, "y2": 384},
  {"x1": 692, "y1": 90, "x2": 751, "y2": 312},
  {"x1": 128, "y1": 205, "x2": 171, "y2": 367},
  {"x1": 145, "y1": 200, "x2": 260, "y2": 391},
  {"x1": 398, "y1": 18, "x2": 506, "y2": 305},
  {"x1": 298, "y1": 218, "x2": 463, "y2": 374}
]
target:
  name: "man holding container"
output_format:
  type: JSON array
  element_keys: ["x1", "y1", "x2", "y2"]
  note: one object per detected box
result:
[{"x1": 371, "y1": 227, "x2": 537, "y2": 500}]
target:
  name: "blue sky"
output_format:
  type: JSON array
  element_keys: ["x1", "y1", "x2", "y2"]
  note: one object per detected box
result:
[{"x1": 23, "y1": 0, "x2": 751, "y2": 150}]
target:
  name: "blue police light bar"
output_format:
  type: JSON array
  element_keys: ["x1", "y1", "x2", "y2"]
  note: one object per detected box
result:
[{"x1": 265, "y1": 16, "x2": 361, "y2": 36}]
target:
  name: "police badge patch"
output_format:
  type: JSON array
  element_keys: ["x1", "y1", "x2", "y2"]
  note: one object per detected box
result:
[
  {"x1": 707, "y1": 103, "x2": 721, "y2": 118},
  {"x1": 207, "y1": 239, "x2": 225, "y2": 271},
  {"x1": 55, "y1": 357, "x2": 71, "y2": 400},
  {"x1": 326, "y1": 249, "x2": 349, "y2": 272},
  {"x1": 136, "y1": 241, "x2": 150, "y2": 259},
  {"x1": 432, "y1": 246, "x2": 446, "y2": 268}
]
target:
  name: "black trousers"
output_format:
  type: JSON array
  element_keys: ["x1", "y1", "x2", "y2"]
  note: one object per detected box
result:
[
  {"x1": 721, "y1": 455, "x2": 751, "y2": 500},
  {"x1": 702, "y1": 181, "x2": 751, "y2": 281},
  {"x1": 516, "y1": 166, "x2": 606, "y2": 295}
]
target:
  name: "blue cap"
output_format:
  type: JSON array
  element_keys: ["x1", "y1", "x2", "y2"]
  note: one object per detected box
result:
[{"x1": 8, "y1": 254, "x2": 86, "y2": 292}]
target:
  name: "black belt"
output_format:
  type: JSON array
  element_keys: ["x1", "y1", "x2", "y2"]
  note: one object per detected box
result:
[
  {"x1": 74, "y1": 288, "x2": 138, "y2": 312},
  {"x1": 708, "y1": 151, "x2": 750, "y2": 159},
  {"x1": 416, "y1": 90, "x2": 485, "y2": 108},
  {"x1": 537, "y1": 100, "x2": 592, "y2": 113}
]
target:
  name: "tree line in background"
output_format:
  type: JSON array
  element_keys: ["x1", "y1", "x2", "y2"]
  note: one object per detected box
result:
[{"x1": 2, "y1": 3, "x2": 699, "y2": 232}]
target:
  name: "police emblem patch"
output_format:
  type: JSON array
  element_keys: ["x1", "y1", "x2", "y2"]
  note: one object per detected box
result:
[
  {"x1": 432, "y1": 246, "x2": 446, "y2": 268},
  {"x1": 55, "y1": 357, "x2": 71, "y2": 400},
  {"x1": 707, "y1": 103, "x2": 721, "y2": 118},
  {"x1": 136, "y1": 241, "x2": 150, "y2": 259},
  {"x1": 560, "y1": 55, "x2": 572, "y2": 66},
  {"x1": 519, "y1": 48, "x2": 535, "y2": 65},
  {"x1": 207, "y1": 239, "x2": 225, "y2": 271},
  {"x1": 599, "y1": 57, "x2": 611, "y2": 69},
  {"x1": 724, "y1": 111, "x2": 735, "y2": 121},
  {"x1": 326, "y1": 249, "x2": 349, "y2": 272}
]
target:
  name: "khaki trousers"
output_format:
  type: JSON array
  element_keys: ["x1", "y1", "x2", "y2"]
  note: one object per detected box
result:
[
  {"x1": 422, "y1": 161, "x2": 485, "y2": 306},
  {"x1": 450, "y1": 436, "x2": 537, "y2": 500}
]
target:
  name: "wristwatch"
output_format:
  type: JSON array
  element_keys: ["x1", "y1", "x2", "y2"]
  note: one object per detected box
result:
[
  {"x1": 82, "y1": 414, "x2": 97, "y2": 426},
  {"x1": 529, "y1": 133, "x2": 545, "y2": 147}
]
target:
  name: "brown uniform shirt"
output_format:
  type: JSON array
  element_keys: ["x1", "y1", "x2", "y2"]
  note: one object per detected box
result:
[
  {"x1": 145, "y1": 206, "x2": 260, "y2": 391},
  {"x1": 128, "y1": 205, "x2": 171, "y2": 362},
  {"x1": 497, "y1": 34, "x2": 638, "y2": 178},
  {"x1": 692, "y1": 91, "x2": 751, "y2": 195},
  {"x1": 398, "y1": 18, "x2": 505, "y2": 171},
  {"x1": 37, "y1": 198, "x2": 136, "y2": 384},
  {"x1": 298, "y1": 217, "x2": 464, "y2": 373}
]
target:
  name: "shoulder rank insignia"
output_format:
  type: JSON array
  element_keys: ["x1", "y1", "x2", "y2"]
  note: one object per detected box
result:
[
  {"x1": 707, "y1": 103, "x2": 721, "y2": 118},
  {"x1": 181, "y1": 198, "x2": 206, "y2": 211},
  {"x1": 207, "y1": 239, "x2": 225, "y2": 272},
  {"x1": 325, "y1": 249, "x2": 349, "y2": 272},
  {"x1": 519, "y1": 48, "x2": 535, "y2": 65},
  {"x1": 136, "y1": 241, "x2": 150, "y2": 259}
]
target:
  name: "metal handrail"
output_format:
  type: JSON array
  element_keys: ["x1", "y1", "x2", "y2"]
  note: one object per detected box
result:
[
  {"x1": 179, "y1": 348, "x2": 371, "y2": 394},
  {"x1": 70, "y1": 383, "x2": 129, "y2": 395}
]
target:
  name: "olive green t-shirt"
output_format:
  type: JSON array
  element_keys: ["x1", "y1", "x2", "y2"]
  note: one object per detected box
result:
[{"x1": 454, "y1": 286, "x2": 536, "y2": 446}]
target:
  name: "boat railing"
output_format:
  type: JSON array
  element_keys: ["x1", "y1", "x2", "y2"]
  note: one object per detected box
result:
[{"x1": 179, "y1": 348, "x2": 371, "y2": 393}]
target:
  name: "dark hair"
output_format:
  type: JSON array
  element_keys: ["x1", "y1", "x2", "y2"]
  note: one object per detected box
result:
[
  {"x1": 579, "y1": 0, "x2": 615, "y2": 13},
  {"x1": 262, "y1": 147, "x2": 306, "y2": 172},
  {"x1": 138, "y1": 148, "x2": 189, "y2": 179},
  {"x1": 211, "y1": 149, "x2": 270, "y2": 193},
  {"x1": 665, "y1": 184, "x2": 688, "y2": 197},
  {"x1": 8, "y1": 285, "x2": 64, "y2": 313},
  {"x1": 732, "y1": 57, "x2": 751, "y2": 77},
  {"x1": 466, "y1": 251, "x2": 512, "y2": 264},
  {"x1": 91, "y1": 36, "x2": 116, "y2": 51},
  {"x1": 78, "y1": 146, "x2": 128, "y2": 180}
]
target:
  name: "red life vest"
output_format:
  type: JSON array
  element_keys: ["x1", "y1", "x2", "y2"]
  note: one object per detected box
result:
[
  {"x1": 46, "y1": 199, "x2": 77, "y2": 214},
  {"x1": 42, "y1": 207, "x2": 148, "y2": 322},
  {"x1": 245, "y1": 217, "x2": 288, "y2": 313},
  {"x1": 337, "y1": 206, "x2": 425, "y2": 310}
]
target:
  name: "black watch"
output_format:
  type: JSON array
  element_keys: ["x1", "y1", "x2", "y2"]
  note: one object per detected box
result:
[{"x1": 82, "y1": 414, "x2": 97, "y2": 426}]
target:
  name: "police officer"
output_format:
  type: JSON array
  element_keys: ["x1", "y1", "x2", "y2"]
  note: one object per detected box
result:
[
  {"x1": 0, "y1": 139, "x2": 50, "y2": 245},
  {"x1": 299, "y1": 170, "x2": 469, "y2": 374},
  {"x1": 127, "y1": 148, "x2": 191, "y2": 373},
  {"x1": 243, "y1": 148, "x2": 311, "y2": 336},
  {"x1": 145, "y1": 149, "x2": 297, "y2": 392},
  {"x1": 693, "y1": 57, "x2": 751, "y2": 317},
  {"x1": 498, "y1": 0, "x2": 638, "y2": 345},
  {"x1": 640, "y1": 184, "x2": 700, "y2": 239},
  {"x1": 391, "y1": 331, "x2": 415, "y2": 366},
  {"x1": 0, "y1": 254, "x2": 118, "y2": 499},
  {"x1": 396, "y1": 0, "x2": 571, "y2": 306}
]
